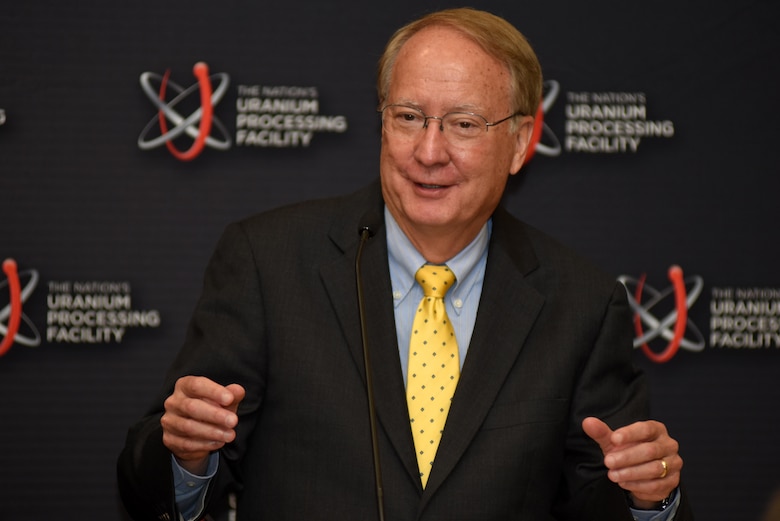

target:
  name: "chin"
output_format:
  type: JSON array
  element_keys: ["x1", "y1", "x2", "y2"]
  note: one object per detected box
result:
[{"x1": 407, "y1": 208, "x2": 460, "y2": 229}]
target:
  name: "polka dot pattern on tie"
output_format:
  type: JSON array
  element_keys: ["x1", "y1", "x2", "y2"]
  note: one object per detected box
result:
[{"x1": 406, "y1": 264, "x2": 459, "y2": 488}]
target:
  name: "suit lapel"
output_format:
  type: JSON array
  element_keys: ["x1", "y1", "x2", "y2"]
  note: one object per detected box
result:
[
  {"x1": 319, "y1": 184, "x2": 421, "y2": 485},
  {"x1": 421, "y1": 207, "x2": 546, "y2": 498},
  {"x1": 318, "y1": 189, "x2": 549, "y2": 501}
]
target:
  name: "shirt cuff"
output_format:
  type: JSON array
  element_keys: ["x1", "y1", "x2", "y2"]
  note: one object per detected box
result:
[
  {"x1": 171, "y1": 453, "x2": 219, "y2": 521},
  {"x1": 629, "y1": 488, "x2": 680, "y2": 521}
]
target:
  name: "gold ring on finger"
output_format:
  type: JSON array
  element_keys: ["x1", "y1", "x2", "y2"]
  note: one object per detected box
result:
[{"x1": 659, "y1": 459, "x2": 668, "y2": 479}]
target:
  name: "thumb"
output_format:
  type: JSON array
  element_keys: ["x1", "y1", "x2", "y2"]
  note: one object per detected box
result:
[{"x1": 582, "y1": 416, "x2": 614, "y2": 453}]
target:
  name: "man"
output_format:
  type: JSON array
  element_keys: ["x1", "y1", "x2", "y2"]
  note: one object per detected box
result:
[{"x1": 118, "y1": 8, "x2": 692, "y2": 520}]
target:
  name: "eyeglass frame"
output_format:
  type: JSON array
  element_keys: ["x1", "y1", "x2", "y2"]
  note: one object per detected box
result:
[{"x1": 377, "y1": 103, "x2": 525, "y2": 138}]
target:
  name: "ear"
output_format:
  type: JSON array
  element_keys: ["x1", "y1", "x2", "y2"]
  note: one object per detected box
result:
[{"x1": 508, "y1": 115, "x2": 536, "y2": 175}]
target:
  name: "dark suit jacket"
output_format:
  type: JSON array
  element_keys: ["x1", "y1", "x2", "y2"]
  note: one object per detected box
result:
[{"x1": 118, "y1": 181, "x2": 692, "y2": 520}]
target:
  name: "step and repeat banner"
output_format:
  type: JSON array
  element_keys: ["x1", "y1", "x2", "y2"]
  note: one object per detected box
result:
[{"x1": 1, "y1": 1, "x2": 778, "y2": 519}]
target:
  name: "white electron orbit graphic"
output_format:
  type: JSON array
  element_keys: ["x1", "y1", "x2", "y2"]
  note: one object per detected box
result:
[
  {"x1": 137, "y1": 69, "x2": 232, "y2": 152},
  {"x1": 534, "y1": 80, "x2": 562, "y2": 158},
  {"x1": 618, "y1": 273, "x2": 706, "y2": 353},
  {"x1": 0, "y1": 268, "x2": 42, "y2": 347}
]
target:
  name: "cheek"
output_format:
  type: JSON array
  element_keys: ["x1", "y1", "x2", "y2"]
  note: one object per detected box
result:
[
  {"x1": 381, "y1": 138, "x2": 411, "y2": 171},
  {"x1": 380, "y1": 143, "x2": 412, "y2": 199},
  {"x1": 456, "y1": 147, "x2": 514, "y2": 199},
  {"x1": 445, "y1": 146, "x2": 469, "y2": 164},
  {"x1": 474, "y1": 137, "x2": 518, "y2": 176},
  {"x1": 450, "y1": 146, "x2": 500, "y2": 181}
]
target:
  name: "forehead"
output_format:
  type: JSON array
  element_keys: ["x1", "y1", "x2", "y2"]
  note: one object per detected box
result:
[{"x1": 389, "y1": 26, "x2": 512, "y2": 111}]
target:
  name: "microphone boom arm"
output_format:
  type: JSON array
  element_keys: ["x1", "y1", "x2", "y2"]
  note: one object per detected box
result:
[{"x1": 355, "y1": 225, "x2": 386, "y2": 521}]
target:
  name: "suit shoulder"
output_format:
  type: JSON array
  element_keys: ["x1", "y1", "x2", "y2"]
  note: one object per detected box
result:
[
  {"x1": 234, "y1": 181, "x2": 380, "y2": 236},
  {"x1": 497, "y1": 213, "x2": 620, "y2": 301},
  {"x1": 526, "y1": 225, "x2": 613, "y2": 280}
]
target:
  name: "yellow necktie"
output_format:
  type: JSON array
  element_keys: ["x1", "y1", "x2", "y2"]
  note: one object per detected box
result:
[{"x1": 406, "y1": 264, "x2": 459, "y2": 488}]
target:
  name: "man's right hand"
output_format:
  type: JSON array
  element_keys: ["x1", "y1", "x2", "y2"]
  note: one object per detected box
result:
[{"x1": 161, "y1": 376, "x2": 246, "y2": 475}]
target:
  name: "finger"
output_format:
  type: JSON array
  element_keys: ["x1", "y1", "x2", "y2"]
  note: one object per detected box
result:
[
  {"x1": 174, "y1": 376, "x2": 243, "y2": 429},
  {"x1": 613, "y1": 458, "x2": 682, "y2": 503},
  {"x1": 224, "y1": 384, "x2": 246, "y2": 413},
  {"x1": 582, "y1": 417, "x2": 614, "y2": 453},
  {"x1": 161, "y1": 410, "x2": 235, "y2": 465},
  {"x1": 179, "y1": 375, "x2": 236, "y2": 407},
  {"x1": 162, "y1": 425, "x2": 228, "y2": 465},
  {"x1": 166, "y1": 388, "x2": 238, "y2": 430},
  {"x1": 604, "y1": 436, "x2": 679, "y2": 470},
  {"x1": 608, "y1": 454, "x2": 681, "y2": 483},
  {"x1": 163, "y1": 400, "x2": 238, "y2": 437},
  {"x1": 611, "y1": 420, "x2": 665, "y2": 445},
  {"x1": 163, "y1": 425, "x2": 229, "y2": 452}
]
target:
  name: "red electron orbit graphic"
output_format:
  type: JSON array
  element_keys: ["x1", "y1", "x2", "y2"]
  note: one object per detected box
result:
[
  {"x1": 137, "y1": 62, "x2": 231, "y2": 160},
  {"x1": 158, "y1": 62, "x2": 214, "y2": 161},
  {"x1": 633, "y1": 265, "x2": 687, "y2": 363},
  {"x1": 522, "y1": 80, "x2": 562, "y2": 165},
  {"x1": 0, "y1": 259, "x2": 21, "y2": 357},
  {"x1": 524, "y1": 102, "x2": 545, "y2": 164}
]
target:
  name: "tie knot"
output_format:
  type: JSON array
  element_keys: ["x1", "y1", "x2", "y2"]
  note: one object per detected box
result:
[{"x1": 415, "y1": 264, "x2": 456, "y2": 298}]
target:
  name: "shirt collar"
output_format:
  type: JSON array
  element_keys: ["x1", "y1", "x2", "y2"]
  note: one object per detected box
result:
[{"x1": 385, "y1": 206, "x2": 490, "y2": 306}]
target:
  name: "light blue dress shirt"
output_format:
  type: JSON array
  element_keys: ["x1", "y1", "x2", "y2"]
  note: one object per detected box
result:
[{"x1": 385, "y1": 206, "x2": 488, "y2": 382}]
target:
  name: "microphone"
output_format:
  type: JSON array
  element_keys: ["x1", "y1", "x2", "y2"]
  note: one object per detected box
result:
[{"x1": 355, "y1": 211, "x2": 385, "y2": 521}]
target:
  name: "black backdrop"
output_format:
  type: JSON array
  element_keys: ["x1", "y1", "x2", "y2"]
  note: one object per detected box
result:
[{"x1": 1, "y1": 1, "x2": 779, "y2": 519}]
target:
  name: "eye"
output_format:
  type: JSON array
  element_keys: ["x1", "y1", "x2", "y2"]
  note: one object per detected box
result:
[
  {"x1": 446, "y1": 113, "x2": 486, "y2": 136},
  {"x1": 396, "y1": 110, "x2": 422, "y2": 123}
]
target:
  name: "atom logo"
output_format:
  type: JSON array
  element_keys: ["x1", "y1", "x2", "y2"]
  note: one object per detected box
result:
[
  {"x1": 0, "y1": 259, "x2": 41, "y2": 356},
  {"x1": 618, "y1": 265, "x2": 705, "y2": 363},
  {"x1": 525, "y1": 79, "x2": 562, "y2": 164},
  {"x1": 138, "y1": 62, "x2": 231, "y2": 161}
]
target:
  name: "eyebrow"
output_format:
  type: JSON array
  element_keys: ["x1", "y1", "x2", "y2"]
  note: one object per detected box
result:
[{"x1": 389, "y1": 100, "x2": 489, "y2": 114}]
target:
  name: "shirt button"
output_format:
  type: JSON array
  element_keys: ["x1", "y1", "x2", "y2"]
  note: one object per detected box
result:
[
  {"x1": 186, "y1": 481, "x2": 196, "y2": 488},
  {"x1": 393, "y1": 291, "x2": 402, "y2": 300},
  {"x1": 453, "y1": 298, "x2": 463, "y2": 309}
]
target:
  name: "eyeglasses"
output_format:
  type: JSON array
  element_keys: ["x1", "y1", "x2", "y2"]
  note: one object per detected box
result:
[{"x1": 378, "y1": 104, "x2": 523, "y2": 144}]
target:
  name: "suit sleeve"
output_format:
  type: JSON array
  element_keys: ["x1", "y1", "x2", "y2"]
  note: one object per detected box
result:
[
  {"x1": 545, "y1": 281, "x2": 644, "y2": 519},
  {"x1": 117, "y1": 221, "x2": 268, "y2": 520},
  {"x1": 551, "y1": 282, "x2": 693, "y2": 520},
  {"x1": 116, "y1": 413, "x2": 176, "y2": 521}
]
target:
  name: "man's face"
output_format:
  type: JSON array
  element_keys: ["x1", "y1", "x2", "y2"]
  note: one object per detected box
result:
[{"x1": 379, "y1": 25, "x2": 534, "y2": 252}]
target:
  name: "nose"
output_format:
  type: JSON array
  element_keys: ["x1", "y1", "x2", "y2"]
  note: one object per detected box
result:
[
  {"x1": 422, "y1": 116, "x2": 444, "y2": 132},
  {"x1": 414, "y1": 118, "x2": 450, "y2": 166}
]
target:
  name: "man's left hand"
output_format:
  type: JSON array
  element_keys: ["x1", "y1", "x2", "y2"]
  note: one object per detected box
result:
[{"x1": 582, "y1": 417, "x2": 681, "y2": 509}]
